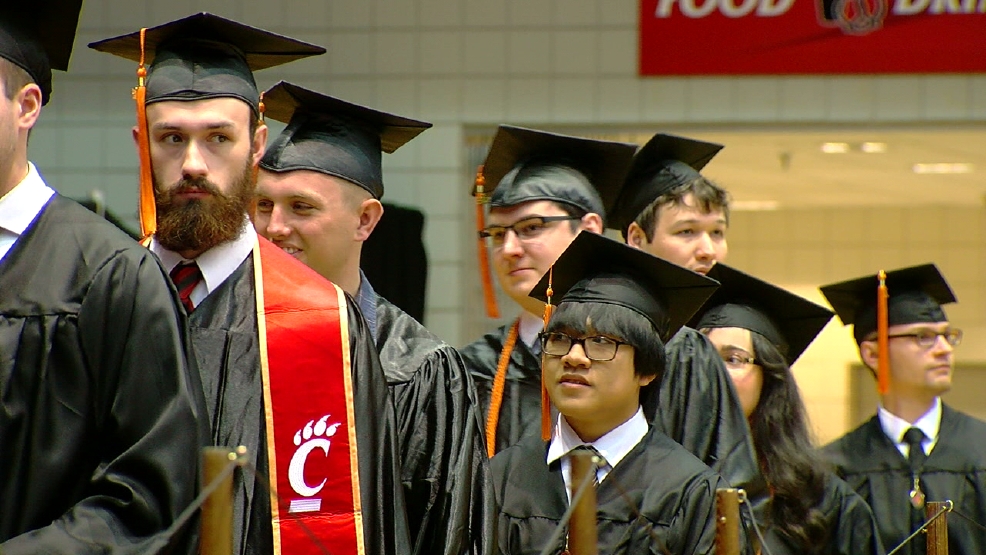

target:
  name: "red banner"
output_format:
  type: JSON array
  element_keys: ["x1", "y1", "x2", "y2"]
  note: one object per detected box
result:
[{"x1": 639, "y1": 0, "x2": 986, "y2": 74}]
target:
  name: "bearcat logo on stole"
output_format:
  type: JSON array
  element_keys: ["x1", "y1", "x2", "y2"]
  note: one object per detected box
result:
[
  {"x1": 287, "y1": 414, "x2": 343, "y2": 513},
  {"x1": 815, "y1": 0, "x2": 889, "y2": 34}
]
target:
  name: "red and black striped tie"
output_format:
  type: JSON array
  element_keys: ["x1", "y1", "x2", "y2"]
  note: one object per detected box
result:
[{"x1": 170, "y1": 261, "x2": 202, "y2": 313}]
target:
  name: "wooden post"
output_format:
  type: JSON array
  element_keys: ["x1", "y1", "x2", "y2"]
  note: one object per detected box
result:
[
  {"x1": 199, "y1": 447, "x2": 237, "y2": 555},
  {"x1": 715, "y1": 488, "x2": 741, "y2": 555},
  {"x1": 567, "y1": 449, "x2": 598, "y2": 555},
  {"x1": 925, "y1": 501, "x2": 949, "y2": 555}
]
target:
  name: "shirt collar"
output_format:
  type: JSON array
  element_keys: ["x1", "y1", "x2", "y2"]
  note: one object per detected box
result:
[
  {"x1": 546, "y1": 407, "x2": 648, "y2": 471},
  {"x1": 150, "y1": 220, "x2": 256, "y2": 295},
  {"x1": 0, "y1": 162, "x2": 55, "y2": 236},
  {"x1": 356, "y1": 270, "x2": 378, "y2": 338},
  {"x1": 519, "y1": 310, "x2": 544, "y2": 348},
  {"x1": 878, "y1": 397, "x2": 942, "y2": 445}
]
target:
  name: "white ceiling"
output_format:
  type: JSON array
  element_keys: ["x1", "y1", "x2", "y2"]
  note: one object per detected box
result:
[{"x1": 618, "y1": 125, "x2": 986, "y2": 209}]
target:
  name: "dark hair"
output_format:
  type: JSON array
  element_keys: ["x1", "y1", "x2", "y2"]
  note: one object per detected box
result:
[
  {"x1": 748, "y1": 331, "x2": 831, "y2": 553},
  {"x1": 630, "y1": 176, "x2": 730, "y2": 242},
  {"x1": 546, "y1": 301, "x2": 666, "y2": 380},
  {"x1": 555, "y1": 201, "x2": 591, "y2": 233},
  {"x1": 0, "y1": 57, "x2": 33, "y2": 101}
]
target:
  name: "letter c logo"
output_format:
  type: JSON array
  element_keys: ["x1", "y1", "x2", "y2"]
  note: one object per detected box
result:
[{"x1": 288, "y1": 438, "x2": 331, "y2": 497}]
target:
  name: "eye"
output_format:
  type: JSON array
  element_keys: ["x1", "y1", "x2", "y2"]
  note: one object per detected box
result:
[
  {"x1": 487, "y1": 228, "x2": 507, "y2": 242},
  {"x1": 711, "y1": 229, "x2": 726, "y2": 238},
  {"x1": 255, "y1": 199, "x2": 273, "y2": 213},
  {"x1": 209, "y1": 134, "x2": 230, "y2": 143},
  {"x1": 292, "y1": 201, "x2": 315, "y2": 212},
  {"x1": 586, "y1": 336, "x2": 615, "y2": 347},
  {"x1": 675, "y1": 228, "x2": 695, "y2": 236},
  {"x1": 517, "y1": 220, "x2": 546, "y2": 237},
  {"x1": 159, "y1": 133, "x2": 183, "y2": 144}
]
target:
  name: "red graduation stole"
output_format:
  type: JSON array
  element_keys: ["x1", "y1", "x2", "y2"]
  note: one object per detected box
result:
[{"x1": 254, "y1": 238, "x2": 364, "y2": 555}]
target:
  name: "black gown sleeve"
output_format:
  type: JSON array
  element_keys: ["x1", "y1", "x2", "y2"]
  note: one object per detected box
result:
[
  {"x1": 377, "y1": 300, "x2": 496, "y2": 555},
  {"x1": 0, "y1": 245, "x2": 208, "y2": 554},
  {"x1": 347, "y1": 299, "x2": 415, "y2": 555},
  {"x1": 652, "y1": 327, "x2": 765, "y2": 498}
]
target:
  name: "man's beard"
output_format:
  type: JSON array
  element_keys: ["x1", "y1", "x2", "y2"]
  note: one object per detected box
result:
[{"x1": 154, "y1": 161, "x2": 254, "y2": 254}]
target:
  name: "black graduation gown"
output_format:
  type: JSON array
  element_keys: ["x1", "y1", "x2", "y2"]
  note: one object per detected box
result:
[
  {"x1": 0, "y1": 196, "x2": 208, "y2": 554},
  {"x1": 754, "y1": 474, "x2": 885, "y2": 555},
  {"x1": 187, "y1": 254, "x2": 411, "y2": 555},
  {"x1": 823, "y1": 404, "x2": 986, "y2": 555},
  {"x1": 461, "y1": 321, "x2": 543, "y2": 455},
  {"x1": 491, "y1": 427, "x2": 736, "y2": 555},
  {"x1": 372, "y1": 295, "x2": 495, "y2": 555}
]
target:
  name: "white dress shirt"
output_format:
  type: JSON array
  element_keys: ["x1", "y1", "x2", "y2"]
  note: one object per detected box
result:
[
  {"x1": 546, "y1": 407, "x2": 649, "y2": 502},
  {"x1": 0, "y1": 163, "x2": 55, "y2": 262},
  {"x1": 150, "y1": 221, "x2": 256, "y2": 309},
  {"x1": 878, "y1": 397, "x2": 941, "y2": 459}
]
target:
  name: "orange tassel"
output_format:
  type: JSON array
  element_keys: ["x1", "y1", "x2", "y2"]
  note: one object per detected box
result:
[
  {"x1": 485, "y1": 319, "x2": 520, "y2": 458},
  {"x1": 877, "y1": 270, "x2": 890, "y2": 395},
  {"x1": 475, "y1": 165, "x2": 500, "y2": 319},
  {"x1": 250, "y1": 91, "x2": 266, "y2": 190},
  {"x1": 133, "y1": 28, "x2": 156, "y2": 241},
  {"x1": 541, "y1": 266, "x2": 555, "y2": 442}
]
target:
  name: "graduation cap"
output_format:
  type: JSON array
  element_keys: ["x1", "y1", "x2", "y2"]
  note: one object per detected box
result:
[
  {"x1": 820, "y1": 263, "x2": 956, "y2": 394},
  {"x1": 259, "y1": 81, "x2": 431, "y2": 199},
  {"x1": 530, "y1": 231, "x2": 720, "y2": 343},
  {"x1": 0, "y1": 0, "x2": 84, "y2": 105},
  {"x1": 88, "y1": 13, "x2": 325, "y2": 115},
  {"x1": 472, "y1": 126, "x2": 637, "y2": 318},
  {"x1": 88, "y1": 13, "x2": 325, "y2": 241},
  {"x1": 820, "y1": 264, "x2": 955, "y2": 345},
  {"x1": 690, "y1": 264, "x2": 834, "y2": 365},
  {"x1": 609, "y1": 133, "x2": 724, "y2": 237}
]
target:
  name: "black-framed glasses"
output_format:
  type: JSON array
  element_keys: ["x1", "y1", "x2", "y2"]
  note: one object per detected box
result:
[
  {"x1": 539, "y1": 331, "x2": 628, "y2": 362},
  {"x1": 887, "y1": 329, "x2": 963, "y2": 348},
  {"x1": 478, "y1": 215, "x2": 581, "y2": 247}
]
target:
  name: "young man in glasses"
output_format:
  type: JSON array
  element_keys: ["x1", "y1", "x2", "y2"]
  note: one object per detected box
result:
[
  {"x1": 460, "y1": 125, "x2": 637, "y2": 456},
  {"x1": 821, "y1": 264, "x2": 986, "y2": 555},
  {"x1": 491, "y1": 231, "x2": 743, "y2": 554}
]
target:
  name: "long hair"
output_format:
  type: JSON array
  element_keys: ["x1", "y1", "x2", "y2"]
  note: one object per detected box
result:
[{"x1": 748, "y1": 331, "x2": 830, "y2": 552}]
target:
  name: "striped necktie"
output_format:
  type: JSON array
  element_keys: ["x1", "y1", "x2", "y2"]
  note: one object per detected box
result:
[{"x1": 170, "y1": 261, "x2": 202, "y2": 313}]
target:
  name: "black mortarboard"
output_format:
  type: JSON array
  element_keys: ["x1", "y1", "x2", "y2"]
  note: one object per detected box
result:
[
  {"x1": 690, "y1": 264, "x2": 834, "y2": 365},
  {"x1": 820, "y1": 263, "x2": 956, "y2": 345},
  {"x1": 259, "y1": 81, "x2": 431, "y2": 199},
  {"x1": 529, "y1": 231, "x2": 719, "y2": 342},
  {"x1": 609, "y1": 133, "x2": 724, "y2": 236},
  {"x1": 477, "y1": 125, "x2": 637, "y2": 218},
  {"x1": 0, "y1": 1, "x2": 84, "y2": 105},
  {"x1": 88, "y1": 13, "x2": 325, "y2": 116}
]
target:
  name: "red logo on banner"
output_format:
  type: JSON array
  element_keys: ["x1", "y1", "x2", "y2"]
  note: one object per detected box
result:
[{"x1": 639, "y1": 0, "x2": 986, "y2": 74}]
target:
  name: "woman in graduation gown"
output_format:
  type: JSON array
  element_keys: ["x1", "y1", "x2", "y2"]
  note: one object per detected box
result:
[
  {"x1": 692, "y1": 263, "x2": 885, "y2": 555},
  {"x1": 492, "y1": 232, "x2": 744, "y2": 555}
]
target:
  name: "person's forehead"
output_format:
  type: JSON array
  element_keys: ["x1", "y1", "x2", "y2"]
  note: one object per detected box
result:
[
  {"x1": 487, "y1": 199, "x2": 570, "y2": 224},
  {"x1": 658, "y1": 195, "x2": 727, "y2": 222},
  {"x1": 146, "y1": 96, "x2": 254, "y2": 125},
  {"x1": 888, "y1": 321, "x2": 951, "y2": 333},
  {"x1": 258, "y1": 169, "x2": 354, "y2": 199}
]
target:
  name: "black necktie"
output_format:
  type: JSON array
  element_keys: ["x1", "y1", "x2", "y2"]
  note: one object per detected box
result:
[{"x1": 903, "y1": 427, "x2": 928, "y2": 470}]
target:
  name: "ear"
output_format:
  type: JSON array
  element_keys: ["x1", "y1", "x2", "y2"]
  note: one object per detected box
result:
[
  {"x1": 580, "y1": 212, "x2": 604, "y2": 234},
  {"x1": 859, "y1": 341, "x2": 879, "y2": 374},
  {"x1": 15, "y1": 84, "x2": 42, "y2": 131},
  {"x1": 626, "y1": 221, "x2": 648, "y2": 249},
  {"x1": 354, "y1": 198, "x2": 384, "y2": 242},
  {"x1": 638, "y1": 373, "x2": 657, "y2": 387},
  {"x1": 131, "y1": 126, "x2": 140, "y2": 148},
  {"x1": 251, "y1": 121, "x2": 268, "y2": 166}
]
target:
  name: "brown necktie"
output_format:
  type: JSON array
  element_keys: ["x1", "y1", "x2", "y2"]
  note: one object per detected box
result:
[{"x1": 566, "y1": 446, "x2": 602, "y2": 555}]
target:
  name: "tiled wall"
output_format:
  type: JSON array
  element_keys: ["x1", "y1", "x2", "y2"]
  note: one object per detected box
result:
[{"x1": 33, "y1": 0, "x2": 986, "y2": 440}]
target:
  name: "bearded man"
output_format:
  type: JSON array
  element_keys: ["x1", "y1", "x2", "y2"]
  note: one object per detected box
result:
[{"x1": 91, "y1": 14, "x2": 413, "y2": 555}]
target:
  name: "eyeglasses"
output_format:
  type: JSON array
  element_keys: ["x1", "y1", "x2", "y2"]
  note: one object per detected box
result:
[
  {"x1": 887, "y1": 329, "x2": 963, "y2": 348},
  {"x1": 478, "y1": 215, "x2": 581, "y2": 248},
  {"x1": 717, "y1": 348, "x2": 757, "y2": 371},
  {"x1": 539, "y1": 331, "x2": 628, "y2": 362}
]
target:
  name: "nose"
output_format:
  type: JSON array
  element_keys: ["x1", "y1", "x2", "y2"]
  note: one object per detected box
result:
[
  {"x1": 561, "y1": 341, "x2": 591, "y2": 369},
  {"x1": 499, "y1": 229, "x2": 524, "y2": 257},
  {"x1": 181, "y1": 140, "x2": 208, "y2": 179},
  {"x1": 264, "y1": 205, "x2": 291, "y2": 241},
  {"x1": 694, "y1": 233, "x2": 715, "y2": 260}
]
